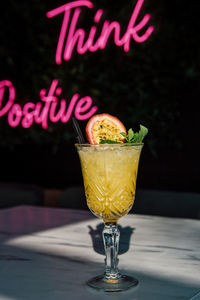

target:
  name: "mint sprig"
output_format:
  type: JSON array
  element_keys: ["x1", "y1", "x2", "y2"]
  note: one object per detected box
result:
[{"x1": 121, "y1": 125, "x2": 148, "y2": 143}]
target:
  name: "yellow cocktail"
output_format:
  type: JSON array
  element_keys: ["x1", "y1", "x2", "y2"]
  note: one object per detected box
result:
[
  {"x1": 77, "y1": 144, "x2": 143, "y2": 223},
  {"x1": 76, "y1": 143, "x2": 143, "y2": 292}
]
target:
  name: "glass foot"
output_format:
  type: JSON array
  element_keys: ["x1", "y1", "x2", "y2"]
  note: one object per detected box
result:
[{"x1": 87, "y1": 274, "x2": 138, "y2": 292}]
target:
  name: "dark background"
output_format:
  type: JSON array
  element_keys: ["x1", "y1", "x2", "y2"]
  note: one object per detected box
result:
[{"x1": 0, "y1": 0, "x2": 199, "y2": 192}]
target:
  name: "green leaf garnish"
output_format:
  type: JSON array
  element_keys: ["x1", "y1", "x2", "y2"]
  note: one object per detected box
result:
[
  {"x1": 128, "y1": 128, "x2": 134, "y2": 141},
  {"x1": 99, "y1": 140, "x2": 121, "y2": 144},
  {"x1": 120, "y1": 124, "x2": 148, "y2": 143},
  {"x1": 120, "y1": 132, "x2": 127, "y2": 138}
]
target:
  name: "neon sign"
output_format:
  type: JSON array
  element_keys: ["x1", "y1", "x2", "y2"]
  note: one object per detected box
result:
[
  {"x1": 0, "y1": 79, "x2": 98, "y2": 129},
  {"x1": 47, "y1": 0, "x2": 154, "y2": 64},
  {"x1": 0, "y1": 0, "x2": 154, "y2": 129}
]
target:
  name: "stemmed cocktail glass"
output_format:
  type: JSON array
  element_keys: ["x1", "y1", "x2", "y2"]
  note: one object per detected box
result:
[{"x1": 76, "y1": 143, "x2": 143, "y2": 292}]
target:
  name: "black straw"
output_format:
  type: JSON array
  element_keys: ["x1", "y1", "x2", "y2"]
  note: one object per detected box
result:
[{"x1": 72, "y1": 117, "x2": 85, "y2": 144}]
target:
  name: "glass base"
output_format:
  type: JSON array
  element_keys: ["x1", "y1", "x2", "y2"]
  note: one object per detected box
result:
[{"x1": 87, "y1": 274, "x2": 138, "y2": 292}]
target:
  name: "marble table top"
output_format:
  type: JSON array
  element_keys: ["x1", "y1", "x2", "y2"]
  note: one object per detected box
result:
[{"x1": 0, "y1": 206, "x2": 200, "y2": 300}]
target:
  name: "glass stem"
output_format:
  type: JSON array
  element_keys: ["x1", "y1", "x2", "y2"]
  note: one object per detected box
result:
[{"x1": 102, "y1": 222, "x2": 121, "y2": 280}]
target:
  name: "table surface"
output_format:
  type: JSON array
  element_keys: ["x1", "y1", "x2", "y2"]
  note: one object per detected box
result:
[{"x1": 0, "y1": 206, "x2": 200, "y2": 300}]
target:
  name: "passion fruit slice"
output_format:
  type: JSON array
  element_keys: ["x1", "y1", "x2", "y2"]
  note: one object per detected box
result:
[{"x1": 86, "y1": 113, "x2": 127, "y2": 144}]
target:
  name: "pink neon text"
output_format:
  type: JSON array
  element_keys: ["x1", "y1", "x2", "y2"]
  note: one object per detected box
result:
[
  {"x1": 47, "y1": 0, "x2": 154, "y2": 64},
  {"x1": 0, "y1": 79, "x2": 98, "y2": 129}
]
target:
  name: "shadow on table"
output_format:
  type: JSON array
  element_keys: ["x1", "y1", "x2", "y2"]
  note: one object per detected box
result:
[
  {"x1": 0, "y1": 244, "x2": 199, "y2": 300},
  {"x1": 88, "y1": 223, "x2": 135, "y2": 255}
]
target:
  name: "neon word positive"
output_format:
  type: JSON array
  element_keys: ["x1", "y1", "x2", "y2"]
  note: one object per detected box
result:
[
  {"x1": 0, "y1": 79, "x2": 98, "y2": 129},
  {"x1": 47, "y1": 0, "x2": 154, "y2": 64}
]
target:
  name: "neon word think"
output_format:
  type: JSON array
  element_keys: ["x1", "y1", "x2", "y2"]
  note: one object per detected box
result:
[
  {"x1": 0, "y1": 79, "x2": 98, "y2": 129},
  {"x1": 47, "y1": 0, "x2": 154, "y2": 64}
]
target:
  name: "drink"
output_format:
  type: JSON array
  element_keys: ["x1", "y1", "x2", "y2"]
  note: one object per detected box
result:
[
  {"x1": 75, "y1": 113, "x2": 147, "y2": 292},
  {"x1": 77, "y1": 144, "x2": 143, "y2": 223},
  {"x1": 76, "y1": 143, "x2": 143, "y2": 292}
]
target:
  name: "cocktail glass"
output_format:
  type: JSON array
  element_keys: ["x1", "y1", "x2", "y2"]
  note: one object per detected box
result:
[{"x1": 76, "y1": 143, "x2": 143, "y2": 292}]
